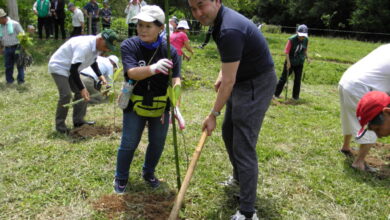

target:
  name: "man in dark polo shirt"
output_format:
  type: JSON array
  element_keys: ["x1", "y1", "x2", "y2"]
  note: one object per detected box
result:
[{"x1": 188, "y1": 0, "x2": 276, "y2": 219}]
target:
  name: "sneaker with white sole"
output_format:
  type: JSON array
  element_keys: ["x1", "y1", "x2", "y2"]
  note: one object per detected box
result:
[
  {"x1": 142, "y1": 172, "x2": 160, "y2": 188},
  {"x1": 113, "y1": 178, "x2": 128, "y2": 195},
  {"x1": 231, "y1": 210, "x2": 258, "y2": 220}
]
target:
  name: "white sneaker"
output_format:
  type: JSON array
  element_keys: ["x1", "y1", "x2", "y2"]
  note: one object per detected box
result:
[{"x1": 231, "y1": 210, "x2": 258, "y2": 220}]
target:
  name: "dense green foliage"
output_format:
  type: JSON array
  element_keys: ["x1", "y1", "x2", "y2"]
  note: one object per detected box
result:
[{"x1": 9, "y1": 0, "x2": 390, "y2": 39}]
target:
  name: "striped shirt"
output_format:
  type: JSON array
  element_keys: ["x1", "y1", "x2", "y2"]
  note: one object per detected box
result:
[{"x1": 0, "y1": 18, "x2": 24, "y2": 47}]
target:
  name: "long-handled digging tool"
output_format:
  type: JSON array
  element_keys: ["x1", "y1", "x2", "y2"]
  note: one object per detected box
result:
[{"x1": 168, "y1": 131, "x2": 208, "y2": 220}]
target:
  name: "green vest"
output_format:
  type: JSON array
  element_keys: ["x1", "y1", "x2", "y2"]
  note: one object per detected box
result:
[
  {"x1": 37, "y1": 0, "x2": 50, "y2": 17},
  {"x1": 288, "y1": 34, "x2": 308, "y2": 66}
]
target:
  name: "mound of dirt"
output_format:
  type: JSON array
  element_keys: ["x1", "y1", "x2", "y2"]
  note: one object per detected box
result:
[
  {"x1": 70, "y1": 125, "x2": 121, "y2": 138},
  {"x1": 365, "y1": 143, "x2": 390, "y2": 178},
  {"x1": 92, "y1": 191, "x2": 176, "y2": 220}
]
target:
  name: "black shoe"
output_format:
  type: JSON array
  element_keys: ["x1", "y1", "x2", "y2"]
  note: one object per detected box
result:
[
  {"x1": 56, "y1": 128, "x2": 70, "y2": 134},
  {"x1": 142, "y1": 172, "x2": 160, "y2": 188},
  {"x1": 74, "y1": 121, "x2": 96, "y2": 128},
  {"x1": 113, "y1": 178, "x2": 128, "y2": 195}
]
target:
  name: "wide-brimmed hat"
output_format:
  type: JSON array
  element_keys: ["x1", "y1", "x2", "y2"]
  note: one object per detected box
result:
[
  {"x1": 131, "y1": 5, "x2": 165, "y2": 24},
  {"x1": 0, "y1": 8, "x2": 7, "y2": 17},
  {"x1": 356, "y1": 91, "x2": 390, "y2": 139},
  {"x1": 101, "y1": 29, "x2": 119, "y2": 51},
  {"x1": 177, "y1": 20, "x2": 190, "y2": 29},
  {"x1": 108, "y1": 55, "x2": 119, "y2": 68},
  {"x1": 297, "y1": 24, "x2": 308, "y2": 38}
]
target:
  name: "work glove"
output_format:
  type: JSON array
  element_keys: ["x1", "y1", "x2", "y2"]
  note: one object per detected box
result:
[{"x1": 150, "y1": 58, "x2": 173, "y2": 75}]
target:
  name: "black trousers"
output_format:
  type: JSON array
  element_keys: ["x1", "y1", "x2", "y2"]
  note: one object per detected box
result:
[
  {"x1": 274, "y1": 61, "x2": 304, "y2": 99},
  {"x1": 128, "y1": 23, "x2": 137, "y2": 37},
  {"x1": 102, "y1": 24, "x2": 111, "y2": 30},
  {"x1": 37, "y1": 17, "x2": 50, "y2": 39},
  {"x1": 71, "y1": 27, "x2": 82, "y2": 37},
  {"x1": 53, "y1": 17, "x2": 66, "y2": 39}
]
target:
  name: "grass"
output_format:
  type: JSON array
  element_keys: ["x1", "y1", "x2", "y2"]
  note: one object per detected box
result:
[{"x1": 0, "y1": 32, "x2": 389, "y2": 219}]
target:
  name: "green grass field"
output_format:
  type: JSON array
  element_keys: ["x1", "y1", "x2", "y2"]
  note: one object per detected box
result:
[{"x1": 0, "y1": 32, "x2": 389, "y2": 219}]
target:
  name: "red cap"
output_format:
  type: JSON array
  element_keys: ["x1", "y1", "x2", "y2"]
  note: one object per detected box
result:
[{"x1": 356, "y1": 91, "x2": 390, "y2": 139}]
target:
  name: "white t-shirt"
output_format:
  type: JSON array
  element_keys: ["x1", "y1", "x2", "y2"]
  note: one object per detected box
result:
[
  {"x1": 80, "y1": 56, "x2": 114, "y2": 83},
  {"x1": 339, "y1": 44, "x2": 390, "y2": 96},
  {"x1": 125, "y1": 1, "x2": 147, "y2": 24},
  {"x1": 48, "y1": 35, "x2": 99, "y2": 77},
  {"x1": 72, "y1": 8, "x2": 84, "y2": 27}
]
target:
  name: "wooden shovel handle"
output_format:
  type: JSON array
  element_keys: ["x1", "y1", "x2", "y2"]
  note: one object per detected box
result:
[{"x1": 168, "y1": 131, "x2": 208, "y2": 220}]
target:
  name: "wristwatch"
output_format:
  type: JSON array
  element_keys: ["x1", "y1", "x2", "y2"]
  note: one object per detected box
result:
[{"x1": 211, "y1": 109, "x2": 221, "y2": 117}]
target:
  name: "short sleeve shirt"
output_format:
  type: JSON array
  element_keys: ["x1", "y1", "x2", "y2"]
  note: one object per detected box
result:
[
  {"x1": 0, "y1": 18, "x2": 24, "y2": 47},
  {"x1": 72, "y1": 8, "x2": 84, "y2": 27},
  {"x1": 170, "y1": 31, "x2": 189, "y2": 56},
  {"x1": 212, "y1": 6, "x2": 274, "y2": 82},
  {"x1": 120, "y1": 36, "x2": 180, "y2": 97},
  {"x1": 48, "y1": 35, "x2": 99, "y2": 77},
  {"x1": 83, "y1": 2, "x2": 99, "y2": 18},
  {"x1": 81, "y1": 56, "x2": 113, "y2": 83},
  {"x1": 339, "y1": 44, "x2": 390, "y2": 95}
]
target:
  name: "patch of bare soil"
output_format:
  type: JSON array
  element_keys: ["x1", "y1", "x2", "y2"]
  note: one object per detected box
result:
[
  {"x1": 271, "y1": 98, "x2": 301, "y2": 106},
  {"x1": 70, "y1": 124, "x2": 122, "y2": 138},
  {"x1": 92, "y1": 191, "x2": 176, "y2": 220},
  {"x1": 348, "y1": 144, "x2": 390, "y2": 178},
  {"x1": 367, "y1": 143, "x2": 390, "y2": 178}
]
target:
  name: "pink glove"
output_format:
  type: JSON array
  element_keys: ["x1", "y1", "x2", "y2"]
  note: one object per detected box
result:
[{"x1": 150, "y1": 59, "x2": 173, "y2": 75}]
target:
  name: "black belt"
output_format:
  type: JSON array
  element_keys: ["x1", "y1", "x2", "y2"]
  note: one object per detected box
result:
[
  {"x1": 80, "y1": 72, "x2": 96, "y2": 81},
  {"x1": 4, "y1": 44, "x2": 19, "y2": 49}
]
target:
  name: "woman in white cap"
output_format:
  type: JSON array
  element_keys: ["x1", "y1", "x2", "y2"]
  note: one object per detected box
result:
[
  {"x1": 170, "y1": 19, "x2": 194, "y2": 65},
  {"x1": 114, "y1": 5, "x2": 181, "y2": 194},
  {"x1": 274, "y1": 24, "x2": 310, "y2": 100}
]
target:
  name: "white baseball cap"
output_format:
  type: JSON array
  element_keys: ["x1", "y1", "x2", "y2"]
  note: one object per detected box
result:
[
  {"x1": 108, "y1": 55, "x2": 119, "y2": 68},
  {"x1": 177, "y1": 20, "x2": 190, "y2": 29},
  {"x1": 131, "y1": 5, "x2": 165, "y2": 24}
]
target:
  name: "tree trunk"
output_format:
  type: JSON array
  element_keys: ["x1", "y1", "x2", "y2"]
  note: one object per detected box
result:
[{"x1": 7, "y1": 0, "x2": 19, "y2": 22}]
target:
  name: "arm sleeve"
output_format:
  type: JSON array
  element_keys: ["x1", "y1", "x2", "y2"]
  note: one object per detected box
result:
[
  {"x1": 218, "y1": 29, "x2": 245, "y2": 63},
  {"x1": 71, "y1": 45, "x2": 87, "y2": 64},
  {"x1": 284, "y1": 40, "x2": 292, "y2": 54},
  {"x1": 69, "y1": 62, "x2": 84, "y2": 91},
  {"x1": 91, "y1": 61, "x2": 102, "y2": 77},
  {"x1": 15, "y1": 23, "x2": 25, "y2": 34},
  {"x1": 33, "y1": 2, "x2": 37, "y2": 11},
  {"x1": 121, "y1": 40, "x2": 140, "y2": 81},
  {"x1": 78, "y1": 11, "x2": 85, "y2": 23},
  {"x1": 171, "y1": 46, "x2": 181, "y2": 78}
]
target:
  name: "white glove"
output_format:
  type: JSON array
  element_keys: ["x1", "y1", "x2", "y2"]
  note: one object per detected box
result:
[{"x1": 150, "y1": 58, "x2": 173, "y2": 75}]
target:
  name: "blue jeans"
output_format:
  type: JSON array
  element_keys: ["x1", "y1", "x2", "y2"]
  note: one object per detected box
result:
[
  {"x1": 4, "y1": 45, "x2": 24, "y2": 84},
  {"x1": 115, "y1": 110, "x2": 170, "y2": 180}
]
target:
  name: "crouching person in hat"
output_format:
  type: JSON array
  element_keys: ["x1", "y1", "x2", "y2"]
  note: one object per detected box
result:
[
  {"x1": 48, "y1": 29, "x2": 118, "y2": 134},
  {"x1": 274, "y1": 24, "x2": 310, "y2": 100},
  {"x1": 114, "y1": 5, "x2": 181, "y2": 194},
  {"x1": 356, "y1": 91, "x2": 390, "y2": 140},
  {"x1": 80, "y1": 55, "x2": 119, "y2": 105},
  {"x1": 338, "y1": 44, "x2": 390, "y2": 172},
  {"x1": 0, "y1": 8, "x2": 26, "y2": 84}
]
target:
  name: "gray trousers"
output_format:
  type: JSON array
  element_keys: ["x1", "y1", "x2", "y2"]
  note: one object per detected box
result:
[
  {"x1": 222, "y1": 69, "x2": 276, "y2": 212},
  {"x1": 80, "y1": 74, "x2": 107, "y2": 105},
  {"x1": 51, "y1": 73, "x2": 87, "y2": 131}
]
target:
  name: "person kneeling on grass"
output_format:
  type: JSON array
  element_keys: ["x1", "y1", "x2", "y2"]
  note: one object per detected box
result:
[
  {"x1": 48, "y1": 29, "x2": 118, "y2": 134},
  {"x1": 338, "y1": 44, "x2": 390, "y2": 172},
  {"x1": 114, "y1": 5, "x2": 181, "y2": 194},
  {"x1": 356, "y1": 91, "x2": 390, "y2": 145},
  {"x1": 80, "y1": 55, "x2": 119, "y2": 105}
]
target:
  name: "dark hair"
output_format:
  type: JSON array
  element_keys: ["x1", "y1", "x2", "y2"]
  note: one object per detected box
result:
[
  {"x1": 369, "y1": 112, "x2": 384, "y2": 126},
  {"x1": 368, "y1": 104, "x2": 390, "y2": 126},
  {"x1": 153, "y1": 20, "x2": 163, "y2": 27}
]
